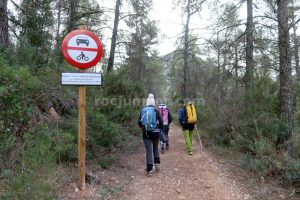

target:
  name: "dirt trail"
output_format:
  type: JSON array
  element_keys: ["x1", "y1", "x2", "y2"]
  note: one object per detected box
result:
[
  {"x1": 121, "y1": 125, "x2": 252, "y2": 200},
  {"x1": 64, "y1": 125, "x2": 297, "y2": 200}
]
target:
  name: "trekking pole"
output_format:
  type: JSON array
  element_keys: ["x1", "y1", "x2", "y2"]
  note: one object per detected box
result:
[{"x1": 195, "y1": 124, "x2": 203, "y2": 151}]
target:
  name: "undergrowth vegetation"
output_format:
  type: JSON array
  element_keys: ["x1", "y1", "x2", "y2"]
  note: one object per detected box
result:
[
  {"x1": 0, "y1": 54, "x2": 144, "y2": 198},
  {"x1": 200, "y1": 74, "x2": 300, "y2": 186}
]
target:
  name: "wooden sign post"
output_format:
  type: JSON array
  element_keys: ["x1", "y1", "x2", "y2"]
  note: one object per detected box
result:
[
  {"x1": 61, "y1": 29, "x2": 103, "y2": 191},
  {"x1": 78, "y1": 69, "x2": 87, "y2": 190}
]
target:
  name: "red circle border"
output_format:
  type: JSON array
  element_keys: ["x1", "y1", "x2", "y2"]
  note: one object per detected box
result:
[{"x1": 62, "y1": 30, "x2": 103, "y2": 69}]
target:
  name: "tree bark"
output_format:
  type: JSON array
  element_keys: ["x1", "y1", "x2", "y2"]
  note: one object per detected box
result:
[
  {"x1": 55, "y1": 0, "x2": 62, "y2": 53},
  {"x1": 217, "y1": 31, "x2": 221, "y2": 107},
  {"x1": 293, "y1": 28, "x2": 300, "y2": 80},
  {"x1": 245, "y1": 0, "x2": 254, "y2": 103},
  {"x1": 183, "y1": 0, "x2": 191, "y2": 98},
  {"x1": 0, "y1": 0, "x2": 9, "y2": 48},
  {"x1": 68, "y1": 0, "x2": 78, "y2": 32},
  {"x1": 291, "y1": 8, "x2": 300, "y2": 80},
  {"x1": 107, "y1": 0, "x2": 121, "y2": 72},
  {"x1": 277, "y1": 0, "x2": 294, "y2": 155},
  {"x1": 235, "y1": 44, "x2": 239, "y2": 90}
]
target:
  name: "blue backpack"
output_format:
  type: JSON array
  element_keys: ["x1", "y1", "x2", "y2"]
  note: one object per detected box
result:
[{"x1": 140, "y1": 106, "x2": 157, "y2": 131}]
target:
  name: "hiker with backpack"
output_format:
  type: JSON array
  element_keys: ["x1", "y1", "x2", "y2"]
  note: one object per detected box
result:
[
  {"x1": 179, "y1": 99, "x2": 197, "y2": 155},
  {"x1": 138, "y1": 94, "x2": 163, "y2": 177},
  {"x1": 157, "y1": 103, "x2": 173, "y2": 154}
]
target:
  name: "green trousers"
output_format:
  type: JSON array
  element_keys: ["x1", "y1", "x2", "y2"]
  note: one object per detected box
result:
[{"x1": 183, "y1": 130, "x2": 193, "y2": 153}]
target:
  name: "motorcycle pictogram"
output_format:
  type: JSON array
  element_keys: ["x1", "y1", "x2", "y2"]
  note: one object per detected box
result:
[{"x1": 76, "y1": 52, "x2": 89, "y2": 61}]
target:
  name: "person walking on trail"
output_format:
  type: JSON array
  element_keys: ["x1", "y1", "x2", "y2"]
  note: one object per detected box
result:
[
  {"x1": 138, "y1": 94, "x2": 163, "y2": 177},
  {"x1": 179, "y1": 99, "x2": 197, "y2": 155},
  {"x1": 157, "y1": 103, "x2": 173, "y2": 154}
]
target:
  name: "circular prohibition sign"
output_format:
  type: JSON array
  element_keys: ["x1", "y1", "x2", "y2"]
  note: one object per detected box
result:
[{"x1": 62, "y1": 29, "x2": 103, "y2": 69}]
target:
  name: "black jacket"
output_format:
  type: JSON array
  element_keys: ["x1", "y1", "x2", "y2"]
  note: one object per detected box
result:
[{"x1": 167, "y1": 111, "x2": 173, "y2": 125}]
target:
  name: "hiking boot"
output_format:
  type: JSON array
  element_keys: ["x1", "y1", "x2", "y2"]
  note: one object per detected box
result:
[
  {"x1": 155, "y1": 163, "x2": 160, "y2": 170},
  {"x1": 189, "y1": 151, "x2": 193, "y2": 155},
  {"x1": 147, "y1": 170, "x2": 153, "y2": 177}
]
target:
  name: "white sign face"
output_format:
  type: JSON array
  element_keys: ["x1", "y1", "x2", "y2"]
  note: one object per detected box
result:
[
  {"x1": 61, "y1": 73, "x2": 102, "y2": 86},
  {"x1": 67, "y1": 34, "x2": 98, "y2": 64}
]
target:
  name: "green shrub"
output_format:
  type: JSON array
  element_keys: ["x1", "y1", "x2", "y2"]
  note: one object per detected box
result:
[
  {"x1": 91, "y1": 70, "x2": 144, "y2": 123},
  {"x1": 240, "y1": 153, "x2": 273, "y2": 176},
  {"x1": 0, "y1": 134, "x2": 16, "y2": 168},
  {"x1": 99, "y1": 155, "x2": 117, "y2": 169},
  {"x1": 232, "y1": 112, "x2": 286, "y2": 156},
  {"x1": 51, "y1": 128, "x2": 77, "y2": 162},
  {"x1": 249, "y1": 137, "x2": 273, "y2": 157},
  {"x1": 0, "y1": 65, "x2": 39, "y2": 127},
  {"x1": 198, "y1": 104, "x2": 215, "y2": 131},
  {"x1": 0, "y1": 61, "x2": 43, "y2": 171},
  {"x1": 294, "y1": 111, "x2": 300, "y2": 128},
  {"x1": 1, "y1": 172, "x2": 58, "y2": 200},
  {"x1": 293, "y1": 131, "x2": 300, "y2": 158},
  {"x1": 0, "y1": 125, "x2": 60, "y2": 199},
  {"x1": 88, "y1": 111, "x2": 119, "y2": 147},
  {"x1": 255, "y1": 112, "x2": 286, "y2": 143},
  {"x1": 279, "y1": 154, "x2": 300, "y2": 185},
  {"x1": 232, "y1": 133, "x2": 254, "y2": 153},
  {"x1": 27, "y1": 123, "x2": 78, "y2": 163},
  {"x1": 232, "y1": 134, "x2": 274, "y2": 157},
  {"x1": 22, "y1": 128, "x2": 56, "y2": 170}
]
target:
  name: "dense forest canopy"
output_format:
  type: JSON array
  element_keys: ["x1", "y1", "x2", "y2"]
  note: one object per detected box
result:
[{"x1": 1, "y1": 0, "x2": 300, "y2": 198}]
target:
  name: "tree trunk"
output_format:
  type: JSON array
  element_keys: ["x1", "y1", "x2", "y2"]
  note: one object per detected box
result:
[
  {"x1": 0, "y1": 0, "x2": 9, "y2": 48},
  {"x1": 137, "y1": 19, "x2": 143, "y2": 81},
  {"x1": 291, "y1": 8, "x2": 300, "y2": 80},
  {"x1": 68, "y1": 0, "x2": 78, "y2": 32},
  {"x1": 293, "y1": 28, "x2": 300, "y2": 80},
  {"x1": 217, "y1": 32, "x2": 221, "y2": 107},
  {"x1": 183, "y1": 0, "x2": 191, "y2": 98},
  {"x1": 277, "y1": 0, "x2": 294, "y2": 156},
  {"x1": 235, "y1": 44, "x2": 239, "y2": 90},
  {"x1": 107, "y1": 0, "x2": 121, "y2": 72},
  {"x1": 55, "y1": 0, "x2": 62, "y2": 53},
  {"x1": 245, "y1": 0, "x2": 254, "y2": 103}
]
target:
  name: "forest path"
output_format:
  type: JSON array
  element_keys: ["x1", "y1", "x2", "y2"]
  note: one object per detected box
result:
[
  {"x1": 65, "y1": 124, "x2": 297, "y2": 200},
  {"x1": 121, "y1": 124, "x2": 252, "y2": 200}
]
